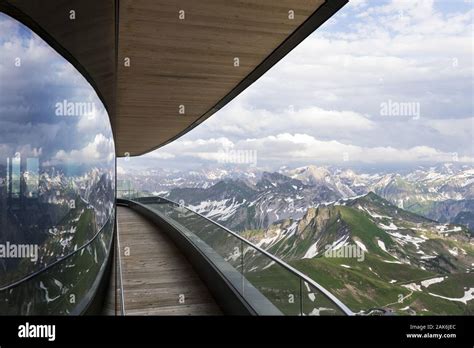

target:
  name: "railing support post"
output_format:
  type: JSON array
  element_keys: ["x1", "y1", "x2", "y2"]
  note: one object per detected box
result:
[{"x1": 299, "y1": 278, "x2": 303, "y2": 316}]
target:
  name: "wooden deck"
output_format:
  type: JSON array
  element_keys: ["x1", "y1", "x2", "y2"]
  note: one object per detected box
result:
[{"x1": 114, "y1": 206, "x2": 221, "y2": 315}]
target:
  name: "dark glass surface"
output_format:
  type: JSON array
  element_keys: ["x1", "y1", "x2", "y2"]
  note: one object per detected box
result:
[{"x1": 0, "y1": 12, "x2": 115, "y2": 314}]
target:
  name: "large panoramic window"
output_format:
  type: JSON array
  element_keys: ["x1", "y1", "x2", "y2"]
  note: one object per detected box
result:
[
  {"x1": 118, "y1": 0, "x2": 473, "y2": 315},
  {"x1": 0, "y1": 12, "x2": 115, "y2": 314}
]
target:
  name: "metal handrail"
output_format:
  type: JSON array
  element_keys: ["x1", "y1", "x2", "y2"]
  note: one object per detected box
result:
[
  {"x1": 132, "y1": 195, "x2": 354, "y2": 316},
  {"x1": 0, "y1": 214, "x2": 112, "y2": 292}
]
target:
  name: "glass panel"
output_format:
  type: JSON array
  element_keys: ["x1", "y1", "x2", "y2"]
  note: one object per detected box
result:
[
  {"x1": 0, "y1": 12, "x2": 115, "y2": 314},
  {"x1": 145, "y1": 201, "x2": 245, "y2": 294},
  {"x1": 11, "y1": 156, "x2": 20, "y2": 198},
  {"x1": 302, "y1": 281, "x2": 345, "y2": 316},
  {"x1": 0, "y1": 216, "x2": 113, "y2": 314},
  {"x1": 26, "y1": 157, "x2": 39, "y2": 198},
  {"x1": 117, "y1": 179, "x2": 136, "y2": 199},
  {"x1": 131, "y1": 196, "x2": 348, "y2": 315},
  {"x1": 243, "y1": 244, "x2": 301, "y2": 315}
]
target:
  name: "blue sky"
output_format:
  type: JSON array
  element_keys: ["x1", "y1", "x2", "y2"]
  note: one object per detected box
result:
[{"x1": 119, "y1": 0, "x2": 473, "y2": 172}]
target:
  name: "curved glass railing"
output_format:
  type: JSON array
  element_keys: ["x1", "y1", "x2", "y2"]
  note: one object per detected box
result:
[
  {"x1": 0, "y1": 215, "x2": 114, "y2": 315},
  {"x1": 0, "y1": 12, "x2": 116, "y2": 315},
  {"x1": 118, "y1": 192, "x2": 353, "y2": 316}
]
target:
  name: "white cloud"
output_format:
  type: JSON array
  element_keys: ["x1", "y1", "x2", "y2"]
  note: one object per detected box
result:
[
  {"x1": 51, "y1": 134, "x2": 114, "y2": 165},
  {"x1": 237, "y1": 133, "x2": 473, "y2": 164},
  {"x1": 144, "y1": 133, "x2": 473, "y2": 166},
  {"x1": 429, "y1": 117, "x2": 474, "y2": 137},
  {"x1": 350, "y1": 0, "x2": 370, "y2": 9},
  {"x1": 0, "y1": 12, "x2": 114, "y2": 168},
  {"x1": 76, "y1": 101, "x2": 110, "y2": 133},
  {"x1": 199, "y1": 103, "x2": 374, "y2": 139},
  {"x1": 142, "y1": 152, "x2": 176, "y2": 159},
  {"x1": 117, "y1": 166, "x2": 126, "y2": 175}
]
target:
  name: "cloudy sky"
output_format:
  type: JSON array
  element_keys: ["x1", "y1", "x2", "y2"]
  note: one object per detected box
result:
[
  {"x1": 121, "y1": 0, "x2": 473, "y2": 173},
  {"x1": 0, "y1": 12, "x2": 114, "y2": 173},
  {"x1": 1, "y1": 1, "x2": 472, "y2": 175}
]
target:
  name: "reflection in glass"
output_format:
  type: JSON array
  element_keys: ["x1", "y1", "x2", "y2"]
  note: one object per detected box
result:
[
  {"x1": 11, "y1": 156, "x2": 20, "y2": 198},
  {"x1": 26, "y1": 157, "x2": 39, "y2": 198},
  {"x1": 0, "y1": 12, "x2": 115, "y2": 314}
]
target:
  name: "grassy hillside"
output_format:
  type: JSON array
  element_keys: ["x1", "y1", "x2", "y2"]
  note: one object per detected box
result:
[{"x1": 242, "y1": 193, "x2": 474, "y2": 315}]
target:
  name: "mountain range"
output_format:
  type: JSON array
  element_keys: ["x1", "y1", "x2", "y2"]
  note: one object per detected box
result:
[
  {"x1": 156, "y1": 163, "x2": 474, "y2": 234},
  {"x1": 241, "y1": 193, "x2": 473, "y2": 315},
  {"x1": 119, "y1": 162, "x2": 474, "y2": 314}
]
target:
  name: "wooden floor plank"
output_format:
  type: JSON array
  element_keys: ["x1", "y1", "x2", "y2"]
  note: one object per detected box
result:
[{"x1": 117, "y1": 206, "x2": 221, "y2": 315}]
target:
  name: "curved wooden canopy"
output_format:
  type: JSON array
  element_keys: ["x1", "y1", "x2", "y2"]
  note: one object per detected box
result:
[{"x1": 1, "y1": 0, "x2": 347, "y2": 157}]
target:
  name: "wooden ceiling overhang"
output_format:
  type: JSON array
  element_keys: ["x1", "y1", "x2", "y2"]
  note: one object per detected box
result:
[{"x1": 0, "y1": 0, "x2": 348, "y2": 157}]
